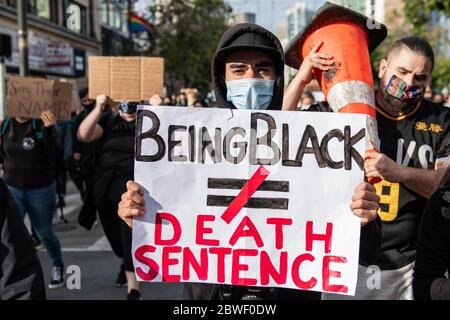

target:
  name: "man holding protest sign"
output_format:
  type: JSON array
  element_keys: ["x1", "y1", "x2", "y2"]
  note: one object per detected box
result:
[
  {"x1": 0, "y1": 108, "x2": 65, "y2": 290},
  {"x1": 118, "y1": 23, "x2": 381, "y2": 300},
  {"x1": 283, "y1": 2, "x2": 450, "y2": 299}
]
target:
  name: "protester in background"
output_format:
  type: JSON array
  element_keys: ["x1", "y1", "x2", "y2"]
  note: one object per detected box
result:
[
  {"x1": 442, "y1": 87, "x2": 449, "y2": 103},
  {"x1": 298, "y1": 91, "x2": 315, "y2": 110},
  {"x1": 163, "y1": 96, "x2": 173, "y2": 106},
  {"x1": 118, "y1": 23, "x2": 381, "y2": 301},
  {"x1": 0, "y1": 110, "x2": 65, "y2": 289},
  {"x1": 424, "y1": 84, "x2": 433, "y2": 100},
  {"x1": 194, "y1": 99, "x2": 208, "y2": 108},
  {"x1": 177, "y1": 93, "x2": 187, "y2": 106},
  {"x1": 149, "y1": 95, "x2": 163, "y2": 107},
  {"x1": 0, "y1": 177, "x2": 46, "y2": 299},
  {"x1": 55, "y1": 118, "x2": 74, "y2": 207},
  {"x1": 186, "y1": 91, "x2": 197, "y2": 107},
  {"x1": 442, "y1": 87, "x2": 450, "y2": 108},
  {"x1": 77, "y1": 97, "x2": 141, "y2": 300},
  {"x1": 413, "y1": 160, "x2": 450, "y2": 300},
  {"x1": 171, "y1": 94, "x2": 177, "y2": 105},
  {"x1": 284, "y1": 36, "x2": 450, "y2": 300},
  {"x1": 433, "y1": 93, "x2": 444, "y2": 107},
  {"x1": 71, "y1": 88, "x2": 106, "y2": 198}
]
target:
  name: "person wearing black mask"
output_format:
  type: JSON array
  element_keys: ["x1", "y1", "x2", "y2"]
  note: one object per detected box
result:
[
  {"x1": 77, "y1": 97, "x2": 142, "y2": 300},
  {"x1": 71, "y1": 88, "x2": 104, "y2": 197},
  {"x1": 118, "y1": 23, "x2": 381, "y2": 300}
]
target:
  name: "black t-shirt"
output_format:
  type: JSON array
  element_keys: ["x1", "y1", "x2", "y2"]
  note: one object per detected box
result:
[
  {"x1": 97, "y1": 112, "x2": 135, "y2": 176},
  {"x1": 1, "y1": 119, "x2": 57, "y2": 189},
  {"x1": 375, "y1": 100, "x2": 450, "y2": 269},
  {"x1": 413, "y1": 186, "x2": 450, "y2": 300},
  {"x1": 310, "y1": 99, "x2": 450, "y2": 269}
]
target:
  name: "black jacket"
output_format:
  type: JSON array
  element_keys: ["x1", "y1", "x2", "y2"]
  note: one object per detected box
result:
[
  {"x1": 413, "y1": 186, "x2": 450, "y2": 300},
  {"x1": 0, "y1": 178, "x2": 46, "y2": 300}
]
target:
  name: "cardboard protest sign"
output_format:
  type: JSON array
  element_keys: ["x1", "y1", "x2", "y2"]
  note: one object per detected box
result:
[
  {"x1": 133, "y1": 106, "x2": 371, "y2": 296},
  {"x1": 6, "y1": 76, "x2": 72, "y2": 120},
  {"x1": 88, "y1": 56, "x2": 164, "y2": 101},
  {"x1": 47, "y1": 76, "x2": 80, "y2": 112}
]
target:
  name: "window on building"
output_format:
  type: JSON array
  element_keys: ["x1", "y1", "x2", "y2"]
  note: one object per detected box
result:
[
  {"x1": 101, "y1": 0, "x2": 128, "y2": 33},
  {"x1": 101, "y1": 0, "x2": 109, "y2": 25},
  {"x1": 28, "y1": 0, "x2": 58, "y2": 23},
  {"x1": 287, "y1": 13, "x2": 295, "y2": 40},
  {"x1": 298, "y1": 8, "x2": 306, "y2": 30},
  {"x1": 6, "y1": 0, "x2": 17, "y2": 7},
  {"x1": 121, "y1": 12, "x2": 128, "y2": 34}
]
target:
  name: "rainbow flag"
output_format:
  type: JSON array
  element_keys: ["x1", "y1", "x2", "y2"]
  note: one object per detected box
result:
[{"x1": 127, "y1": 12, "x2": 154, "y2": 33}]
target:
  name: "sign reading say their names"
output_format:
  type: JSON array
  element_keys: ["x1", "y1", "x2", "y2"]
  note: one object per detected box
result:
[
  {"x1": 88, "y1": 56, "x2": 164, "y2": 101},
  {"x1": 6, "y1": 76, "x2": 72, "y2": 120},
  {"x1": 133, "y1": 106, "x2": 371, "y2": 296}
]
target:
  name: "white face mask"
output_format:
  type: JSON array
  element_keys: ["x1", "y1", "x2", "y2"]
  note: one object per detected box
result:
[{"x1": 226, "y1": 78, "x2": 274, "y2": 110}]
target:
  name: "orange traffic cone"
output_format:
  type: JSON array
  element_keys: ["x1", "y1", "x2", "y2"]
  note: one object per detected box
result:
[{"x1": 285, "y1": 2, "x2": 388, "y2": 183}]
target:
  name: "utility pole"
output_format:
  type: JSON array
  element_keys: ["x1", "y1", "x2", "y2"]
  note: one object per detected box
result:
[
  {"x1": 1, "y1": 31, "x2": 12, "y2": 120},
  {"x1": 17, "y1": 0, "x2": 29, "y2": 76},
  {"x1": 0, "y1": 56, "x2": 6, "y2": 120},
  {"x1": 128, "y1": 0, "x2": 134, "y2": 55}
]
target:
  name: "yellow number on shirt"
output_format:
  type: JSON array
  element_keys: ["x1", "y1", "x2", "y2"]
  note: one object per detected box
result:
[{"x1": 374, "y1": 180, "x2": 400, "y2": 222}]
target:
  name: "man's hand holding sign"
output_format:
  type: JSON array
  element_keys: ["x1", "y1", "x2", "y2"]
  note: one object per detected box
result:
[{"x1": 119, "y1": 106, "x2": 379, "y2": 296}]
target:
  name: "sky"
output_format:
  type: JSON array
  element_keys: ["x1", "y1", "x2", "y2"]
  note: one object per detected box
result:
[
  {"x1": 226, "y1": 0, "x2": 324, "y2": 32},
  {"x1": 134, "y1": 0, "x2": 325, "y2": 33}
]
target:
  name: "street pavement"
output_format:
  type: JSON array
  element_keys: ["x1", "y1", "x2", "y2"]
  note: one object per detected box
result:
[{"x1": 36, "y1": 180, "x2": 184, "y2": 300}]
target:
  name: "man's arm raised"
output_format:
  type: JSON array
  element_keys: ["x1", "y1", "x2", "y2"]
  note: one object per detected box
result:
[{"x1": 282, "y1": 42, "x2": 334, "y2": 111}]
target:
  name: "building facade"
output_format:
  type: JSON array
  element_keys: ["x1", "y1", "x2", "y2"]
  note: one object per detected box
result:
[
  {"x1": 230, "y1": 12, "x2": 256, "y2": 26},
  {"x1": 286, "y1": 1, "x2": 313, "y2": 42},
  {"x1": 0, "y1": 0, "x2": 103, "y2": 89},
  {"x1": 100, "y1": 0, "x2": 134, "y2": 56}
]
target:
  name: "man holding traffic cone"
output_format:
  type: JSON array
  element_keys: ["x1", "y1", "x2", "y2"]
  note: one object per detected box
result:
[{"x1": 284, "y1": 2, "x2": 450, "y2": 300}]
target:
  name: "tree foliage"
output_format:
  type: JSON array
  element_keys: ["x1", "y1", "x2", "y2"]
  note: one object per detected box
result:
[
  {"x1": 370, "y1": 1, "x2": 449, "y2": 90},
  {"x1": 403, "y1": 0, "x2": 450, "y2": 89},
  {"x1": 146, "y1": 0, "x2": 232, "y2": 94}
]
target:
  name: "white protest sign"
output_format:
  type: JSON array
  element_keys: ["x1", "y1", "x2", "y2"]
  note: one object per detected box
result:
[{"x1": 133, "y1": 106, "x2": 371, "y2": 296}]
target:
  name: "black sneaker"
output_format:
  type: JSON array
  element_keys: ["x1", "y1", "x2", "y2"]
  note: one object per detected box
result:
[
  {"x1": 48, "y1": 265, "x2": 65, "y2": 289},
  {"x1": 31, "y1": 234, "x2": 43, "y2": 250},
  {"x1": 115, "y1": 265, "x2": 127, "y2": 287},
  {"x1": 127, "y1": 289, "x2": 143, "y2": 300}
]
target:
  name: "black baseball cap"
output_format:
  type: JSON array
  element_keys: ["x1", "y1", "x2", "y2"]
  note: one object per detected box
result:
[{"x1": 216, "y1": 31, "x2": 282, "y2": 62}]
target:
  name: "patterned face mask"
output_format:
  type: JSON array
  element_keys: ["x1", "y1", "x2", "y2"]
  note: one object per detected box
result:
[
  {"x1": 384, "y1": 74, "x2": 424, "y2": 104},
  {"x1": 119, "y1": 101, "x2": 138, "y2": 114}
]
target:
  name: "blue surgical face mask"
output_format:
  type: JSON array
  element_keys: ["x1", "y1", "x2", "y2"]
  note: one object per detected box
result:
[{"x1": 226, "y1": 78, "x2": 274, "y2": 110}]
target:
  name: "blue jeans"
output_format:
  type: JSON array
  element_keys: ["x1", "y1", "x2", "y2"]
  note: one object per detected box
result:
[{"x1": 8, "y1": 183, "x2": 64, "y2": 267}]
